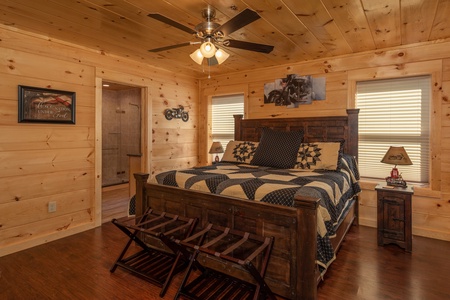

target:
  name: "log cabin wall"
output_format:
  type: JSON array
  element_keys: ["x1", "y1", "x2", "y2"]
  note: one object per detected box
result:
[
  {"x1": 0, "y1": 25, "x2": 198, "y2": 256},
  {"x1": 1, "y1": 21, "x2": 448, "y2": 257},
  {"x1": 199, "y1": 41, "x2": 450, "y2": 242}
]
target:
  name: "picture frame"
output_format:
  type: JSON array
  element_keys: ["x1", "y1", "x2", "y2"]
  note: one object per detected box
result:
[{"x1": 18, "y1": 85, "x2": 76, "y2": 124}]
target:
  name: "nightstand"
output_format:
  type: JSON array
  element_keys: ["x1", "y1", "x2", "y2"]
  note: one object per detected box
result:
[{"x1": 375, "y1": 183, "x2": 414, "y2": 252}]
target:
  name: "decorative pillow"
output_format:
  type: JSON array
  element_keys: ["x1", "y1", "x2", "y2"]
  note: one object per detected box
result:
[
  {"x1": 250, "y1": 127, "x2": 303, "y2": 168},
  {"x1": 295, "y1": 141, "x2": 344, "y2": 171},
  {"x1": 221, "y1": 141, "x2": 259, "y2": 164}
]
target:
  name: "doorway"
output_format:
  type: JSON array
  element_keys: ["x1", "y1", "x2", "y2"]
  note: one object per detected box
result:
[{"x1": 101, "y1": 81, "x2": 142, "y2": 223}]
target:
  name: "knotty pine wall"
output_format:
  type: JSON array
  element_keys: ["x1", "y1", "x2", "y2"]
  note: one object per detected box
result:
[
  {"x1": 1, "y1": 23, "x2": 449, "y2": 258},
  {"x1": 199, "y1": 41, "x2": 450, "y2": 242},
  {"x1": 0, "y1": 25, "x2": 198, "y2": 256}
]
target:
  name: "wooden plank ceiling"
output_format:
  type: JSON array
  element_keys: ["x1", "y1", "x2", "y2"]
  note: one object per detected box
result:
[{"x1": 1, "y1": 0, "x2": 449, "y2": 78}]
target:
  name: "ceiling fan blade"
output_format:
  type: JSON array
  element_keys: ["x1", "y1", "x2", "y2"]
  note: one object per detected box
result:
[
  {"x1": 148, "y1": 42, "x2": 193, "y2": 52},
  {"x1": 223, "y1": 39, "x2": 274, "y2": 54},
  {"x1": 213, "y1": 9, "x2": 260, "y2": 36},
  {"x1": 148, "y1": 13, "x2": 197, "y2": 35}
]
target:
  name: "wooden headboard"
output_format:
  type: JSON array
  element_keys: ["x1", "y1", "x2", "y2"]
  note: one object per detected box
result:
[{"x1": 234, "y1": 109, "x2": 359, "y2": 159}]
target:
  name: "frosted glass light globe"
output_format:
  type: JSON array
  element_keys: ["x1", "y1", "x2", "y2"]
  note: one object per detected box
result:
[{"x1": 200, "y1": 42, "x2": 216, "y2": 58}]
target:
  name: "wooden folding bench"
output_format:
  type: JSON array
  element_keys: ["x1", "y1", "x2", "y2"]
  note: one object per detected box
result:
[
  {"x1": 110, "y1": 208, "x2": 198, "y2": 297},
  {"x1": 174, "y1": 223, "x2": 276, "y2": 300}
]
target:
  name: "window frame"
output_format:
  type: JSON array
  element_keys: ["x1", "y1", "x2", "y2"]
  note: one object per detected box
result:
[
  {"x1": 347, "y1": 61, "x2": 441, "y2": 191},
  {"x1": 202, "y1": 85, "x2": 249, "y2": 166},
  {"x1": 356, "y1": 75, "x2": 431, "y2": 183},
  {"x1": 211, "y1": 94, "x2": 245, "y2": 154}
]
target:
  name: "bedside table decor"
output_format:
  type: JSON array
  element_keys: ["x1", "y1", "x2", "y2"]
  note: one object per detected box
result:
[
  {"x1": 209, "y1": 141, "x2": 224, "y2": 163},
  {"x1": 376, "y1": 183, "x2": 414, "y2": 252},
  {"x1": 381, "y1": 146, "x2": 413, "y2": 187}
]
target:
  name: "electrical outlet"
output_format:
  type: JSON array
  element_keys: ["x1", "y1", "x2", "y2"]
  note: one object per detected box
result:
[{"x1": 48, "y1": 201, "x2": 57, "y2": 213}]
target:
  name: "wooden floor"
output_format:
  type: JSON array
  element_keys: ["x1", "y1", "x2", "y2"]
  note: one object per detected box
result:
[
  {"x1": 102, "y1": 183, "x2": 130, "y2": 224},
  {"x1": 1, "y1": 224, "x2": 449, "y2": 300}
]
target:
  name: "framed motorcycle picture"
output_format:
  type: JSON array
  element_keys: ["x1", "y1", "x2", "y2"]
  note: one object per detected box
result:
[{"x1": 263, "y1": 74, "x2": 326, "y2": 108}]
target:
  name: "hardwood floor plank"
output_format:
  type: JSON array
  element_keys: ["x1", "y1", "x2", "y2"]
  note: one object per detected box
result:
[
  {"x1": 102, "y1": 183, "x2": 129, "y2": 224},
  {"x1": 0, "y1": 224, "x2": 449, "y2": 299},
  {"x1": 318, "y1": 226, "x2": 450, "y2": 300}
]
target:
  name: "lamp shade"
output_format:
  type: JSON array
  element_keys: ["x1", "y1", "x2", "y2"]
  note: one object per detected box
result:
[
  {"x1": 215, "y1": 48, "x2": 230, "y2": 64},
  {"x1": 200, "y1": 41, "x2": 216, "y2": 58},
  {"x1": 381, "y1": 146, "x2": 413, "y2": 165},
  {"x1": 209, "y1": 142, "x2": 224, "y2": 154},
  {"x1": 190, "y1": 49, "x2": 204, "y2": 65}
]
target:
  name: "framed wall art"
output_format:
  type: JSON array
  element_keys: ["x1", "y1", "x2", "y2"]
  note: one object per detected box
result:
[
  {"x1": 264, "y1": 74, "x2": 326, "y2": 108},
  {"x1": 18, "y1": 85, "x2": 76, "y2": 124}
]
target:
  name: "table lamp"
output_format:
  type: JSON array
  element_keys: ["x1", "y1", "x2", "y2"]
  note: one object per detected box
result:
[
  {"x1": 381, "y1": 146, "x2": 413, "y2": 187},
  {"x1": 209, "y1": 141, "x2": 224, "y2": 163}
]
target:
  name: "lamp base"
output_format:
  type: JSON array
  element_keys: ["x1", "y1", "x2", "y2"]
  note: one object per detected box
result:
[
  {"x1": 386, "y1": 176, "x2": 407, "y2": 188},
  {"x1": 390, "y1": 166, "x2": 399, "y2": 178}
]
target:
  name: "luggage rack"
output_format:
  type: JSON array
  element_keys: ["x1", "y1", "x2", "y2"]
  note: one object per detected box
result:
[
  {"x1": 174, "y1": 223, "x2": 276, "y2": 300},
  {"x1": 110, "y1": 208, "x2": 198, "y2": 297}
]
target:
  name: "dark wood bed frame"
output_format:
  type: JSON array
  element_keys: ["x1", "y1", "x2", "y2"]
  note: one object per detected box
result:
[{"x1": 134, "y1": 109, "x2": 359, "y2": 299}]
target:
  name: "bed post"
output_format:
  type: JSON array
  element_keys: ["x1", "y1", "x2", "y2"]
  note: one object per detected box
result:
[
  {"x1": 133, "y1": 173, "x2": 149, "y2": 217},
  {"x1": 346, "y1": 109, "x2": 359, "y2": 160},
  {"x1": 234, "y1": 114, "x2": 243, "y2": 140},
  {"x1": 292, "y1": 195, "x2": 320, "y2": 300}
]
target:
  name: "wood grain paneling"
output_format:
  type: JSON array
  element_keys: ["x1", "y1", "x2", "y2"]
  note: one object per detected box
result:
[
  {"x1": 0, "y1": 210, "x2": 93, "y2": 253},
  {"x1": 0, "y1": 148, "x2": 94, "y2": 177},
  {"x1": 0, "y1": 25, "x2": 198, "y2": 256},
  {"x1": 0, "y1": 126, "x2": 95, "y2": 151},
  {"x1": 1, "y1": 189, "x2": 91, "y2": 229},
  {"x1": 3, "y1": 1, "x2": 450, "y2": 78}
]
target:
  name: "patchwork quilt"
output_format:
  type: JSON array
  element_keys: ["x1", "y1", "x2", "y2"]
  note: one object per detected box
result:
[{"x1": 151, "y1": 154, "x2": 361, "y2": 274}]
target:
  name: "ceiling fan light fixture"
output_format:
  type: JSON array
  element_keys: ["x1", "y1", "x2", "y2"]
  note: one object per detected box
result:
[
  {"x1": 200, "y1": 41, "x2": 216, "y2": 58},
  {"x1": 148, "y1": 8, "x2": 274, "y2": 68},
  {"x1": 190, "y1": 49, "x2": 204, "y2": 64},
  {"x1": 215, "y1": 48, "x2": 230, "y2": 64}
]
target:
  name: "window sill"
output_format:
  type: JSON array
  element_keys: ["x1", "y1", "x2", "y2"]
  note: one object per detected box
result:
[{"x1": 359, "y1": 177, "x2": 440, "y2": 199}]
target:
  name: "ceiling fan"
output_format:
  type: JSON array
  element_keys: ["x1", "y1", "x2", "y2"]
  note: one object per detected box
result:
[{"x1": 148, "y1": 7, "x2": 274, "y2": 66}]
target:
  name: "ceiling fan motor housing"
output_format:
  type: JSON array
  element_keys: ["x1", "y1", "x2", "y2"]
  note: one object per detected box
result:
[
  {"x1": 195, "y1": 7, "x2": 222, "y2": 38},
  {"x1": 202, "y1": 6, "x2": 216, "y2": 20},
  {"x1": 195, "y1": 22, "x2": 221, "y2": 38}
]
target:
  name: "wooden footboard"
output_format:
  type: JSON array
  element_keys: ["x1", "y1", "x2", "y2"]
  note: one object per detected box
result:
[{"x1": 134, "y1": 173, "x2": 352, "y2": 299}]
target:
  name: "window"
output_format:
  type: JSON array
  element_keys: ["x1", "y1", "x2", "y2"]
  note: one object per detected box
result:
[
  {"x1": 211, "y1": 94, "x2": 244, "y2": 155},
  {"x1": 356, "y1": 76, "x2": 430, "y2": 183}
]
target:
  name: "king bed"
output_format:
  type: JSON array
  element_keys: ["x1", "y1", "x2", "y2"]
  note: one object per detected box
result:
[{"x1": 133, "y1": 109, "x2": 360, "y2": 299}]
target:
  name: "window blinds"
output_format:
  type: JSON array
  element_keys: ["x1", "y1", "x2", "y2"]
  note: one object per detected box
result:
[
  {"x1": 356, "y1": 76, "x2": 430, "y2": 183},
  {"x1": 211, "y1": 94, "x2": 244, "y2": 150}
]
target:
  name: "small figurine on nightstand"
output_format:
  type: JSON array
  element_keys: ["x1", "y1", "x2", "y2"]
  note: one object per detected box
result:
[
  {"x1": 381, "y1": 146, "x2": 412, "y2": 188},
  {"x1": 385, "y1": 173, "x2": 407, "y2": 188}
]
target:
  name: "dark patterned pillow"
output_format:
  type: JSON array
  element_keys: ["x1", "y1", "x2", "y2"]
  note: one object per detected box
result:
[
  {"x1": 295, "y1": 141, "x2": 344, "y2": 170},
  {"x1": 250, "y1": 127, "x2": 303, "y2": 168},
  {"x1": 128, "y1": 195, "x2": 136, "y2": 216},
  {"x1": 221, "y1": 141, "x2": 259, "y2": 164}
]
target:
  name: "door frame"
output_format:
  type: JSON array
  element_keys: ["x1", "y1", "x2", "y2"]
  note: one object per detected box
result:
[{"x1": 94, "y1": 77, "x2": 150, "y2": 226}]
